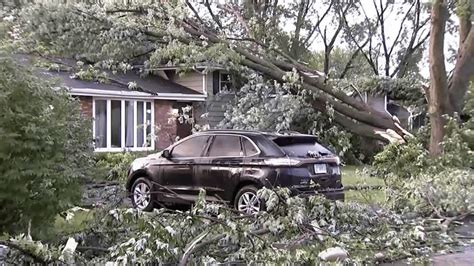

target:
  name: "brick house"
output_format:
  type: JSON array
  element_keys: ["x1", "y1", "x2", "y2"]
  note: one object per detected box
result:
[{"x1": 19, "y1": 55, "x2": 235, "y2": 152}]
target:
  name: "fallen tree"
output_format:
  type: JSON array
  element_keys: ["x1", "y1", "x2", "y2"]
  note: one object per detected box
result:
[
  {"x1": 9, "y1": 1, "x2": 473, "y2": 154},
  {"x1": 12, "y1": 1, "x2": 424, "y2": 143},
  {"x1": 0, "y1": 188, "x2": 468, "y2": 264}
]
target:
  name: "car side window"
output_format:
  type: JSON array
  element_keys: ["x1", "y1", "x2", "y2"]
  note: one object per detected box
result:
[
  {"x1": 242, "y1": 138, "x2": 259, "y2": 156},
  {"x1": 208, "y1": 135, "x2": 242, "y2": 157},
  {"x1": 171, "y1": 136, "x2": 209, "y2": 158}
]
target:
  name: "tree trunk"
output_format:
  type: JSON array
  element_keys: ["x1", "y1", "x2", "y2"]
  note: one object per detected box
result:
[
  {"x1": 448, "y1": 5, "x2": 474, "y2": 114},
  {"x1": 448, "y1": 30, "x2": 474, "y2": 114},
  {"x1": 181, "y1": 20, "x2": 406, "y2": 142},
  {"x1": 428, "y1": 0, "x2": 451, "y2": 156}
]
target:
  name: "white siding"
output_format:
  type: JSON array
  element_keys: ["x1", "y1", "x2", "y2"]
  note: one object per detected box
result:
[
  {"x1": 172, "y1": 72, "x2": 204, "y2": 93},
  {"x1": 366, "y1": 94, "x2": 386, "y2": 113}
]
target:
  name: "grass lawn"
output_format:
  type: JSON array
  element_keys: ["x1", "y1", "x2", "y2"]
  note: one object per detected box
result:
[
  {"x1": 41, "y1": 209, "x2": 95, "y2": 241},
  {"x1": 53, "y1": 210, "x2": 94, "y2": 235},
  {"x1": 342, "y1": 165, "x2": 386, "y2": 205}
]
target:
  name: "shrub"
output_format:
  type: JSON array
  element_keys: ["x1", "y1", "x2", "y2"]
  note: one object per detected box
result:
[
  {"x1": 0, "y1": 56, "x2": 94, "y2": 234},
  {"x1": 372, "y1": 117, "x2": 473, "y2": 216},
  {"x1": 372, "y1": 137, "x2": 429, "y2": 180},
  {"x1": 410, "y1": 169, "x2": 473, "y2": 215},
  {"x1": 94, "y1": 152, "x2": 149, "y2": 181}
]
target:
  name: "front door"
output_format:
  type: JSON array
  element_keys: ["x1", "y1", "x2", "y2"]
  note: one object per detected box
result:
[
  {"x1": 173, "y1": 102, "x2": 193, "y2": 139},
  {"x1": 160, "y1": 135, "x2": 210, "y2": 203},
  {"x1": 197, "y1": 135, "x2": 244, "y2": 202}
]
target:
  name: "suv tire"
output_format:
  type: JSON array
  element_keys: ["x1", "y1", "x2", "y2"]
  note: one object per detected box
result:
[
  {"x1": 234, "y1": 185, "x2": 262, "y2": 214},
  {"x1": 131, "y1": 177, "x2": 154, "y2": 211}
]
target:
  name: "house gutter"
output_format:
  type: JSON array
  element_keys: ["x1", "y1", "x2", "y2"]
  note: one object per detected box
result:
[{"x1": 68, "y1": 88, "x2": 207, "y2": 101}]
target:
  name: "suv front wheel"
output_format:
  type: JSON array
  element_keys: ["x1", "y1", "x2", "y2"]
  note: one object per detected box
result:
[
  {"x1": 131, "y1": 177, "x2": 154, "y2": 211},
  {"x1": 234, "y1": 185, "x2": 261, "y2": 215}
]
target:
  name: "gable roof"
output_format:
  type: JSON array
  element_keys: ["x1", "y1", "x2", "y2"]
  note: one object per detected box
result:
[
  {"x1": 14, "y1": 54, "x2": 206, "y2": 101},
  {"x1": 112, "y1": 71, "x2": 201, "y2": 95},
  {"x1": 147, "y1": 62, "x2": 224, "y2": 71},
  {"x1": 39, "y1": 69, "x2": 201, "y2": 95}
]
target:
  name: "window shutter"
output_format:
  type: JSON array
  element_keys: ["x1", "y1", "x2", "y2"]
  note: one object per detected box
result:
[{"x1": 212, "y1": 71, "x2": 220, "y2": 95}]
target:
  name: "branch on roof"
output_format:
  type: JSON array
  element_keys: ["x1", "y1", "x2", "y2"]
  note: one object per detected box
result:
[{"x1": 203, "y1": 0, "x2": 223, "y2": 30}]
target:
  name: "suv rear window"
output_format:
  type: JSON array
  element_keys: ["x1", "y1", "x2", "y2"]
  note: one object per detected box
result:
[{"x1": 272, "y1": 136, "x2": 332, "y2": 158}]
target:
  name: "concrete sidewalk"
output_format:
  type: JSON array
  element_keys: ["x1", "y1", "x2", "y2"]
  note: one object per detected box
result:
[
  {"x1": 384, "y1": 216, "x2": 474, "y2": 265},
  {"x1": 431, "y1": 215, "x2": 474, "y2": 265},
  {"x1": 431, "y1": 246, "x2": 474, "y2": 265}
]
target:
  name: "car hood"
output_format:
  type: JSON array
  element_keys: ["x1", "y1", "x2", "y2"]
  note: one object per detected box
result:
[{"x1": 131, "y1": 152, "x2": 162, "y2": 170}]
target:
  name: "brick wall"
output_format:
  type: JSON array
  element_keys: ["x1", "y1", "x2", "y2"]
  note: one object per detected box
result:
[
  {"x1": 154, "y1": 100, "x2": 177, "y2": 150},
  {"x1": 78, "y1": 96, "x2": 93, "y2": 118},
  {"x1": 75, "y1": 96, "x2": 195, "y2": 151}
]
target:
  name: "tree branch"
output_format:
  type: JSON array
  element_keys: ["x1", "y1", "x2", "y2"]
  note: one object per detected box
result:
[
  {"x1": 178, "y1": 228, "x2": 271, "y2": 266},
  {"x1": 341, "y1": 4, "x2": 379, "y2": 75},
  {"x1": 448, "y1": 28, "x2": 474, "y2": 113},
  {"x1": 387, "y1": 0, "x2": 417, "y2": 58},
  {"x1": 186, "y1": 1, "x2": 206, "y2": 27},
  {"x1": 204, "y1": 0, "x2": 223, "y2": 30},
  {"x1": 392, "y1": 1, "x2": 430, "y2": 78},
  {"x1": 339, "y1": 37, "x2": 370, "y2": 79},
  {"x1": 302, "y1": 0, "x2": 333, "y2": 47},
  {"x1": 374, "y1": 0, "x2": 391, "y2": 76},
  {"x1": 182, "y1": 19, "x2": 400, "y2": 134},
  {"x1": 0, "y1": 240, "x2": 50, "y2": 264}
]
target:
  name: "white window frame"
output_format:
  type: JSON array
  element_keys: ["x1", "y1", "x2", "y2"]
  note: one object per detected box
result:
[
  {"x1": 219, "y1": 72, "x2": 233, "y2": 93},
  {"x1": 92, "y1": 98, "x2": 155, "y2": 152}
]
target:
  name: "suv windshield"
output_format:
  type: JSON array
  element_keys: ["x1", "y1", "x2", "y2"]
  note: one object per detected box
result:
[{"x1": 272, "y1": 136, "x2": 332, "y2": 158}]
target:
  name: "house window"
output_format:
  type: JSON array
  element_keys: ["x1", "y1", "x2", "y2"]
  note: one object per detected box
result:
[
  {"x1": 219, "y1": 73, "x2": 233, "y2": 93},
  {"x1": 93, "y1": 99, "x2": 154, "y2": 151}
]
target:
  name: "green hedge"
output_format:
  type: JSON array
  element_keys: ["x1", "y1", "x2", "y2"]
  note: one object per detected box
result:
[
  {"x1": 0, "y1": 56, "x2": 94, "y2": 234},
  {"x1": 94, "y1": 151, "x2": 152, "y2": 182}
]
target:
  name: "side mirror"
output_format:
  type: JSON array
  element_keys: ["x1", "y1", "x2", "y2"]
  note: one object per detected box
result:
[{"x1": 162, "y1": 149, "x2": 171, "y2": 159}]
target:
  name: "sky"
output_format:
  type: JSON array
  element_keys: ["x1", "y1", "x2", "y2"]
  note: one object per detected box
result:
[{"x1": 278, "y1": 0, "x2": 459, "y2": 79}]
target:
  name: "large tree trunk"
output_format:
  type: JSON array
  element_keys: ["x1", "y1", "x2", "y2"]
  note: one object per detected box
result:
[
  {"x1": 428, "y1": 0, "x2": 452, "y2": 156},
  {"x1": 179, "y1": 22, "x2": 407, "y2": 141},
  {"x1": 448, "y1": 6, "x2": 474, "y2": 114}
]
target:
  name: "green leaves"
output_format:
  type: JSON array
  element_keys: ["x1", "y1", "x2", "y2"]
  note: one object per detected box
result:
[
  {"x1": 219, "y1": 74, "x2": 354, "y2": 160},
  {"x1": 372, "y1": 116, "x2": 473, "y2": 216},
  {"x1": 0, "y1": 55, "x2": 93, "y2": 235},
  {"x1": 62, "y1": 188, "x2": 462, "y2": 264},
  {"x1": 3, "y1": 184, "x2": 465, "y2": 264}
]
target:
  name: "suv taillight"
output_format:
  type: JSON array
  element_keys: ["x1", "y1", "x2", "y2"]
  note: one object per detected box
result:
[{"x1": 264, "y1": 158, "x2": 301, "y2": 166}]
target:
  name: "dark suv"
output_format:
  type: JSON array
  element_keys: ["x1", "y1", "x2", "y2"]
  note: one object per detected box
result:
[{"x1": 126, "y1": 130, "x2": 344, "y2": 214}]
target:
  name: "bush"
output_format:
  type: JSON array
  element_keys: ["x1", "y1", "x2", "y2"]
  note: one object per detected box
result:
[
  {"x1": 408, "y1": 169, "x2": 473, "y2": 215},
  {"x1": 0, "y1": 57, "x2": 94, "y2": 234},
  {"x1": 372, "y1": 137, "x2": 429, "y2": 179},
  {"x1": 94, "y1": 152, "x2": 149, "y2": 181},
  {"x1": 372, "y1": 118, "x2": 473, "y2": 216}
]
